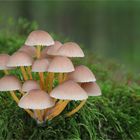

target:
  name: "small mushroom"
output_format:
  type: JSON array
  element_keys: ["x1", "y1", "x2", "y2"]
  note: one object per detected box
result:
[
  {"x1": 68, "y1": 65, "x2": 96, "y2": 83},
  {"x1": 7, "y1": 52, "x2": 33, "y2": 81},
  {"x1": 18, "y1": 89, "x2": 55, "y2": 122},
  {"x1": 0, "y1": 54, "x2": 14, "y2": 74},
  {"x1": 18, "y1": 45, "x2": 36, "y2": 57},
  {"x1": 32, "y1": 58, "x2": 50, "y2": 89},
  {"x1": 22, "y1": 80, "x2": 40, "y2": 93},
  {"x1": 81, "y1": 82, "x2": 101, "y2": 96},
  {"x1": 56, "y1": 42, "x2": 84, "y2": 57}
]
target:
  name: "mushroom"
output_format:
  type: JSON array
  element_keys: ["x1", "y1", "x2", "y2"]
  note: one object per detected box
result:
[
  {"x1": 47, "y1": 56, "x2": 74, "y2": 92},
  {"x1": 56, "y1": 42, "x2": 84, "y2": 57},
  {"x1": 68, "y1": 65, "x2": 96, "y2": 83},
  {"x1": 47, "y1": 80, "x2": 88, "y2": 120},
  {"x1": 18, "y1": 45, "x2": 36, "y2": 57},
  {"x1": 18, "y1": 89, "x2": 55, "y2": 122},
  {"x1": 81, "y1": 82, "x2": 102, "y2": 96},
  {"x1": 22, "y1": 80, "x2": 40, "y2": 93},
  {"x1": 25, "y1": 30, "x2": 55, "y2": 58},
  {"x1": 32, "y1": 58, "x2": 50, "y2": 89},
  {"x1": 7, "y1": 52, "x2": 33, "y2": 80},
  {"x1": 41, "y1": 46, "x2": 51, "y2": 58}
]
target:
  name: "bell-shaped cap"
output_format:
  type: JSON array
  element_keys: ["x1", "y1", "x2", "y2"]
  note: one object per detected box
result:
[
  {"x1": 22, "y1": 80, "x2": 40, "y2": 93},
  {"x1": 68, "y1": 65, "x2": 96, "y2": 83},
  {"x1": 18, "y1": 89, "x2": 55, "y2": 109},
  {"x1": 57, "y1": 42, "x2": 84, "y2": 57},
  {"x1": 81, "y1": 82, "x2": 101, "y2": 96},
  {"x1": 0, "y1": 75, "x2": 21, "y2": 91},
  {"x1": 50, "y1": 80, "x2": 88, "y2": 100},
  {"x1": 7, "y1": 52, "x2": 33, "y2": 67},
  {"x1": 25, "y1": 30, "x2": 54, "y2": 46},
  {"x1": 0, "y1": 54, "x2": 14, "y2": 70},
  {"x1": 48, "y1": 56, "x2": 74, "y2": 73},
  {"x1": 32, "y1": 58, "x2": 50, "y2": 72},
  {"x1": 18, "y1": 45, "x2": 36, "y2": 57},
  {"x1": 47, "y1": 41, "x2": 62, "y2": 56}
]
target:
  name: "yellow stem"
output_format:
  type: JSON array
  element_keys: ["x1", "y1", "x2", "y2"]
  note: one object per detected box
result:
[
  {"x1": 66, "y1": 100, "x2": 87, "y2": 117},
  {"x1": 63, "y1": 73, "x2": 67, "y2": 81},
  {"x1": 46, "y1": 100, "x2": 70, "y2": 120},
  {"x1": 20, "y1": 66, "x2": 28, "y2": 80},
  {"x1": 4, "y1": 70, "x2": 9, "y2": 75},
  {"x1": 26, "y1": 67, "x2": 33, "y2": 80},
  {"x1": 39, "y1": 72, "x2": 44, "y2": 89},
  {"x1": 36, "y1": 45, "x2": 41, "y2": 58},
  {"x1": 58, "y1": 73, "x2": 63, "y2": 84},
  {"x1": 10, "y1": 91, "x2": 34, "y2": 118},
  {"x1": 35, "y1": 109, "x2": 43, "y2": 122},
  {"x1": 46, "y1": 73, "x2": 49, "y2": 92},
  {"x1": 48, "y1": 72, "x2": 54, "y2": 93}
]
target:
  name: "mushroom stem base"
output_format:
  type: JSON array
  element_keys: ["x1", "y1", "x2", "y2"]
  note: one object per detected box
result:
[{"x1": 66, "y1": 100, "x2": 87, "y2": 117}]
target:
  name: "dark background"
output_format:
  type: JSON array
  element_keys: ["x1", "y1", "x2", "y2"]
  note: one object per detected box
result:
[{"x1": 0, "y1": 0, "x2": 140, "y2": 72}]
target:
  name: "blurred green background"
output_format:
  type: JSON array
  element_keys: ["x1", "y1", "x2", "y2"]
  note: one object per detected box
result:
[{"x1": 0, "y1": 0, "x2": 140, "y2": 72}]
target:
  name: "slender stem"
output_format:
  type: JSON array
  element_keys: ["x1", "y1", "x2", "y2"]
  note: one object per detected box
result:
[
  {"x1": 35, "y1": 109, "x2": 43, "y2": 122},
  {"x1": 10, "y1": 91, "x2": 20, "y2": 103},
  {"x1": 48, "y1": 72, "x2": 54, "y2": 93},
  {"x1": 58, "y1": 73, "x2": 63, "y2": 84},
  {"x1": 20, "y1": 66, "x2": 28, "y2": 80},
  {"x1": 39, "y1": 72, "x2": 44, "y2": 89},
  {"x1": 46, "y1": 73, "x2": 49, "y2": 92},
  {"x1": 66, "y1": 100, "x2": 87, "y2": 117},
  {"x1": 10, "y1": 91, "x2": 34, "y2": 118},
  {"x1": 4, "y1": 70, "x2": 9, "y2": 75},
  {"x1": 36, "y1": 46, "x2": 41, "y2": 58},
  {"x1": 46, "y1": 100, "x2": 70, "y2": 120},
  {"x1": 26, "y1": 67, "x2": 33, "y2": 80},
  {"x1": 63, "y1": 73, "x2": 67, "y2": 81}
]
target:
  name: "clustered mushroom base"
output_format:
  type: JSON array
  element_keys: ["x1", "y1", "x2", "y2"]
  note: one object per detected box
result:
[{"x1": 0, "y1": 30, "x2": 101, "y2": 125}]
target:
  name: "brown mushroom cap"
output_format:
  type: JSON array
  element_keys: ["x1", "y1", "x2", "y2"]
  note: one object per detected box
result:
[
  {"x1": 25, "y1": 30, "x2": 54, "y2": 46},
  {"x1": 68, "y1": 65, "x2": 96, "y2": 83},
  {"x1": 32, "y1": 58, "x2": 50, "y2": 72},
  {"x1": 18, "y1": 45, "x2": 36, "y2": 57},
  {"x1": 0, "y1": 75, "x2": 21, "y2": 91},
  {"x1": 57, "y1": 42, "x2": 84, "y2": 57},
  {"x1": 50, "y1": 80, "x2": 88, "y2": 100},
  {"x1": 18, "y1": 89, "x2": 55, "y2": 109},
  {"x1": 22, "y1": 80, "x2": 40, "y2": 93},
  {"x1": 0, "y1": 54, "x2": 14, "y2": 70},
  {"x1": 81, "y1": 82, "x2": 101, "y2": 96},
  {"x1": 47, "y1": 41, "x2": 62, "y2": 56},
  {"x1": 7, "y1": 52, "x2": 33, "y2": 67},
  {"x1": 47, "y1": 56, "x2": 74, "y2": 73}
]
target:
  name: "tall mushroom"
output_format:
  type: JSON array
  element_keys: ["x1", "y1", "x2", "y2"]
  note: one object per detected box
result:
[{"x1": 25, "y1": 30, "x2": 55, "y2": 59}]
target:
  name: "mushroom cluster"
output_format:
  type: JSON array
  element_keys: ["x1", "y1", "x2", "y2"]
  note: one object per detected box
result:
[{"x1": 0, "y1": 30, "x2": 101, "y2": 124}]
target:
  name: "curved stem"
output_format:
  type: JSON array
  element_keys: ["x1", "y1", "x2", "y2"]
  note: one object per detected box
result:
[
  {"x1": 20, "y1": 66, "x2": 28, "y2": 80},
  {"x1": 48, "y1": 72, "x2": 54, "y2": 93},
  {"x1": 10, "y1": 91, "x2": 34, "y2": 118},
  {"x1": 66, "y1": 100, "x2": 87, "y2": 117},
  {"x1": 46, "y1": 100, "x2": 70, "y2": 120},
  {"x1": 35, "y1": 109, "x2": 43, "y2": 122}
]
